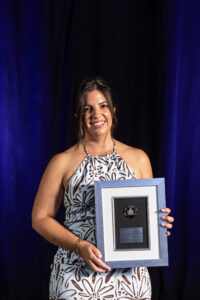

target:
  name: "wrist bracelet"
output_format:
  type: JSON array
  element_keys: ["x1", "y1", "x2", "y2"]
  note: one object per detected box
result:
[{"x1": 73, "y1": 238, "x2": 83, "y2": 256}]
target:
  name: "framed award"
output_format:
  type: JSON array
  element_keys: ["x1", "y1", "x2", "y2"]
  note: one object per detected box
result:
[{"x1": 94, "y1": 178, "x2": 168, "y2": 268}]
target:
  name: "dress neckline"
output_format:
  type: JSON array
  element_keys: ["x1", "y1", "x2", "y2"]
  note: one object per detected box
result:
[{"x1": 82, "y1": 138, "x2": 116, "y2": 158}]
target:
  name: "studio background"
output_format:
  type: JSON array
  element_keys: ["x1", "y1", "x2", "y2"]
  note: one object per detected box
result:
[{"x1": 1, "y1": 0, "x2": 200, "y2": 299}]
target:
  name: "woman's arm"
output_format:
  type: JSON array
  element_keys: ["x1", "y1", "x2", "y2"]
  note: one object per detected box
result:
[
  {"x1": 32, "y1": 153, "x2": 78, "y2": 249},
  {"x1": 32, "y1": 153, "x2": 111, "y2": 272}
]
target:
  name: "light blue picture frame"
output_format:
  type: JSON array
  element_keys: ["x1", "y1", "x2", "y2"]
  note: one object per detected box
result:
[{"x1": 94, "y1": 178, "x2": 168, "y2": 268}]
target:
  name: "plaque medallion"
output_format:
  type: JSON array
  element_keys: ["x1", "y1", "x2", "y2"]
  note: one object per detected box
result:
[{"x1": 123, "y1": 205, "x2": 138, "y2": 218}]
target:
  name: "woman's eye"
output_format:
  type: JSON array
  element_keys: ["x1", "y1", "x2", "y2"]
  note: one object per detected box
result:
[
  {"x1": 84, "y1": 107, "x2": 91, "y2": 112},
  {"x1": 101, "y1": 104, "x2": 108, "y2": 108}
]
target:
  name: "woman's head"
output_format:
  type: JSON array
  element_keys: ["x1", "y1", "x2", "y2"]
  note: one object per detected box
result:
[{"x1": 73, "y1": 76, "x2": 117, "y2": 140}]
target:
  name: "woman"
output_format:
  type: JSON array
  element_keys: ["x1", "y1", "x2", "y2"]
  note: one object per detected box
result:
[{"x1": 32, "y1": 77, "x2": 174, "y2": 299}]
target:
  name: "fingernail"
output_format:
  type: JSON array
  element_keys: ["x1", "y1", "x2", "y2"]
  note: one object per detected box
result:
[
  {"x1": 162, "y1": 216, "x2": 165, "y2": 219},
  {"x1": 162, "y1": 223, "x2": 165, "y2": 226},
  {"x1": 98, "y1": 253, "x2": 102, "y2": 258}
]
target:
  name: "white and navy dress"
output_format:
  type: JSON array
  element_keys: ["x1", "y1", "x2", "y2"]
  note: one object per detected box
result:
[{"x1": 49, "y1": 144, "x2": 151, "y2": 299}]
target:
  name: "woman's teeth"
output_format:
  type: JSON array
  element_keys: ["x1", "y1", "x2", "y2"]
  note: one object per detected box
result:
[{"x1": 92, "y1": 121, "x2": 104, "y2": 126}]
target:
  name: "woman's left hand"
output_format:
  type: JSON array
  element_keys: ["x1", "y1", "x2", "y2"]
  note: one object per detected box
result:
[{"x1": 161, "y1": 208, "x2": 174, "y2": 236}]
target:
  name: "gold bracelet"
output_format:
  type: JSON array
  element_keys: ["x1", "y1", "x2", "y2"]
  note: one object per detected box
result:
[{"x1": 73, "y1": 238, "x2": 83, "y2": 256}]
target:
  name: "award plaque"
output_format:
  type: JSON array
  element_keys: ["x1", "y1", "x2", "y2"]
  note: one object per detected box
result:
[
  {"x1": 94, "y1": 178, "x2": 168, "y2": 268},
  {"x1": 113, "y1": 196, "x2": 149, "y2": 250}
]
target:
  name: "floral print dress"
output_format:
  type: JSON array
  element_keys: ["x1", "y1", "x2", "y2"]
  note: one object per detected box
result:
[{"x1": 49, "y1": 145, "x2": 151, "y2": 300}]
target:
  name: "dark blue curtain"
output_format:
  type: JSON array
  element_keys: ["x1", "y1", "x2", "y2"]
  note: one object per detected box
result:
[
  {"x1": 0, "y1": 1, "x2": 199, "y2": 299},
  {"x1": 157, "y1": 1, "x2": 200, "y2": 299}
]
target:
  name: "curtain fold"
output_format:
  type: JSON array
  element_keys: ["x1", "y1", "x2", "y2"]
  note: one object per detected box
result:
[{"x1": 158, "y1": 1, "x2": 200, "y2": 299}]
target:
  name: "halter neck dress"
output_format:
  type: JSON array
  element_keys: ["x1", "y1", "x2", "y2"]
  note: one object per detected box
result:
[{"x1": 49, "y1": 143, "x2": 151, "y2": 300}]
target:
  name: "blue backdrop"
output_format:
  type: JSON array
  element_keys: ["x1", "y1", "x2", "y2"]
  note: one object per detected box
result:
[
  {"x1": 159, "y1": 0, "x2": 200, "y2": 298},
  {"x1": 0, "y1": 0, "x2": 200, "y2": 299}
]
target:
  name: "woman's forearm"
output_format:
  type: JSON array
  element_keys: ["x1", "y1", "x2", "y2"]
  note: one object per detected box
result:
[{"x1": 32, "y1": 216, "x2": 78, "y2": 251}]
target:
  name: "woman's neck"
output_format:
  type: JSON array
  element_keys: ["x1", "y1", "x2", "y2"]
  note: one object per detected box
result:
[{"x1": 83, "y1": 134, "x2": 114, "y2": 156}]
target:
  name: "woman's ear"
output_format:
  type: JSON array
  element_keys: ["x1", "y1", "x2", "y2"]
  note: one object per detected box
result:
[
  {"x1": 114, "y1": 107, "x2": 116, "y2": 113},
  {"x1": 74, "y1": 113, "x2": 78, "y2": 119}
]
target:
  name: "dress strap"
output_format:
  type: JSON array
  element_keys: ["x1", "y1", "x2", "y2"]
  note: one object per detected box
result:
[
  {"x1": 113, "y1": 139, "x2": 116, "y2": 154},
  {"x1": 82, "y1": 139, "x2": 89, "y2": 156}
]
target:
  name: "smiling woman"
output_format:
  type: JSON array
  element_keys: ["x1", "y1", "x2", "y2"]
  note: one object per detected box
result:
[
  {"x1": 83, "y1": 90, "x2": 114, "y2": 147},
  {"x1": 73, "y1": 77, "x2": 117, "y2": 141},
  {"x1": 32, "y1": 76, "x2": 174, "y2": 299}
]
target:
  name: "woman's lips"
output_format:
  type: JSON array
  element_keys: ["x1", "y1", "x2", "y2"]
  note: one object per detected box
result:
[{"x1": 91, "y1": 121, "x2": 105, "y2": 128}]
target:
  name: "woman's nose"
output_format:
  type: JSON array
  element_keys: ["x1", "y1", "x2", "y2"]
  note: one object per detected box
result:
[{"x1": 92, "y1": 107, "x2": 101, "y2": 118}]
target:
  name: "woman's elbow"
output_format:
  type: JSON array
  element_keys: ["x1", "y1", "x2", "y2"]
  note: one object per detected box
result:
[
  {"x1": 31, "y1": 209, "x2": 43, "y2": 231},
  {"x1": 31, "y1": 213, "x2": 38, "y2": 231}
]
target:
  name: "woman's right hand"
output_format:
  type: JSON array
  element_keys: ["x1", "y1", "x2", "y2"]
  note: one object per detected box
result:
[{"x1": 79, "y1": 240, "x2": 111, "y2": 273}]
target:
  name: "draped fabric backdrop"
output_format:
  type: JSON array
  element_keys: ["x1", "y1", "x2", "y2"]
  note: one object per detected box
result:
[{"x1": 0, "y1": 0, "x2": 200, "y2": 299}]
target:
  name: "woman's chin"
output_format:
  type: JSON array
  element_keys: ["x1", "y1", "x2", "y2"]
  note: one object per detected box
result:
[{"x1": 85, "y1": 129, "x2": 111, "y2": 138}]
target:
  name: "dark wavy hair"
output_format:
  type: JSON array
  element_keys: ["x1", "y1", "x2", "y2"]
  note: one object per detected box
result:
[{"x1": 73, "y1": 76, "x2": 117, "y2": 140}]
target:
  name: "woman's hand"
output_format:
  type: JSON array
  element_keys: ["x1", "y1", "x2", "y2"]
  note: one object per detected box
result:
[
  {"x1": 79, "y1": 240, "x2": 111, "y2": 273},
  {"x1": 161, "y1": 208, "x2": 174, "y2": 236}
]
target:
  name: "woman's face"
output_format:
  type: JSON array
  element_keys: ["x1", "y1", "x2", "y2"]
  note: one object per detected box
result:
[{"x1": 82, "y1": 90, "x2": 113, "y2": 138}]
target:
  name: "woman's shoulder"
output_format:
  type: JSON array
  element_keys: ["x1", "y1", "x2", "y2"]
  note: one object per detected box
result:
[
  {"x1": 48, "y1": 143, "x2": 86, "y2": 176},
  {"x1": 115, "y1": 140, "x2": 149, "y2": 161},
  {"x1": 115, "y1": 140, "x2": 152, "y2": 178},
  {"x1": 50, "y1": 143, "x2": 84, "y2": 165}
]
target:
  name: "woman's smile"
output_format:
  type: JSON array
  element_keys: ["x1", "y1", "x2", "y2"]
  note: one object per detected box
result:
[{"x1": 90, "y1": 120, "x2": 105, "y2": 128}]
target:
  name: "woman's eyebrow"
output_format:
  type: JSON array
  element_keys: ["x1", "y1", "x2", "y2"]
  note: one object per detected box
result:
[{"x1": 99, "y1": 101, "x2": 107, "y2": 104}]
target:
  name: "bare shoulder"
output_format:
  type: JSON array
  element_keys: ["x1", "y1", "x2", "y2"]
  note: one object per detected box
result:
[
  {"x1": 62, "y1": 142, "x2": 87, "y2": 189},
  {"x1": 47, "y1": 145, "x2": 76, "y2": 170},
  {"x1": 115, "y1": 140, "x2": 149, "y2": 160},
  {"x1": 33, "y1": 143, "x2": 85, "y2": 216},
  {"x1": 115, "y1": 140, "x2": 153, "y2": 179},
  {"x1": 44, "y1": 144, "x2": 81, "y2": 177}
]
